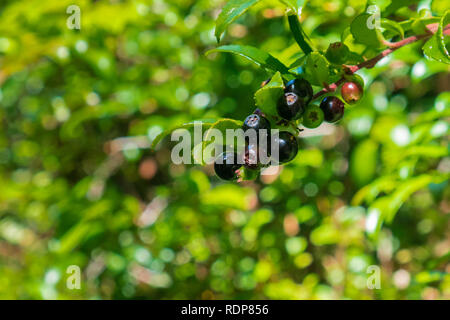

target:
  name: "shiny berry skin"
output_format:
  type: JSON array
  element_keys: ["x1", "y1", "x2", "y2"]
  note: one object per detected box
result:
[
  {"x1": 243, "y1": 114, "x2": 271, "y2": 132},
  {"x1": 285, "y1": 79, "x2": 313, "y2": 105},
  {"x1": 244, "y1": 143, "x2": 261, "y2": 170},
  {"x1": 214, "y1": 152, "x2": 242, "y2": 181},
  {"x1": 243, "y1": 140, "x2": 271, "y2": 170},
  {"x1": 303, "y1": 105, "x2": 324, "y2": 129},
  {"x1": 325, "y1": 42, "x2": 349, "y2": 64},
  {"x1": 272, "y1": 131, "x2": 298, "y2": 164},
  {"x1": 277, "y1": 92, "x2": 304, "y2": 120},
  {"x1": 341, "y1": 81, "x2": 363, "y2": 104},
  {"x1": 319, "y1": 96, "x2": 345, "y2": 123}
]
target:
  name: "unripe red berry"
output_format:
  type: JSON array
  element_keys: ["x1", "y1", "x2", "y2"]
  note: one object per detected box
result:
[{"x1": 341, "y1": 81, "x2": 363, "y2": 104}]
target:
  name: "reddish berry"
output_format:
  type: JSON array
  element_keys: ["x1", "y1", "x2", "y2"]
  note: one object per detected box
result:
[{"x1": 341, "y1": 81, "x2": 363, "y2": 104}]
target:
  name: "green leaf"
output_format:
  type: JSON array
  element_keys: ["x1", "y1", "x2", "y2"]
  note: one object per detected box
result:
[
  {"x1": 294, "y1": 52, "x2": 330, "y2": 86},
  {"x1": 151, "y1": 120, "x2": 215, "y2": 149},
  {"x1": 201, "y1": 184, "x2": 256, "y2": 210},
  {"x1": 402, "y1": 145, "x2": 448, "y2": 158},
  {"x1": 366, "y1": 174, "x2": 446, "y2": 236},
  {"x1": 416, "y1": 271, "x2": 446, "y2": 284},
  {"x1": 254, "y1": 71, "x2": 284, "y2": 116},
  {"x1": 341, "y1": 26, "x2": 351, "y2": 42},
  {"x1": 279, "y1": 0, "x2": 308, "y2": 15},
  {"x1": 214, "y1": 0, "x2": 260, "y2": 42},
  {"x1": 310, "y1": 224, "x2": 339, "y2": 245},
  {"x1": 367, "y1": 0, "x2": 392, "y2": 12},
  {"x1": 381, "y1": 18, "x2": 404, "y2": 39},
  {"x1": 384, "y1": 0, "x2": 417, "y2": 16},
  {"x1": 352, "y1": 176, "x2": 397, "y2": 206},
  {"x1": 350, "y1": 13, "x2": 385, "y2": 48},
  {"x1": 206, "y1": 45, "x2": 289, "y2": 74},
  {"x1": 350, "y1": 139, "x2": 378, "y2": 187},
  {"x1": 200, "y1": 118, "x2": 244, "y2": 164},
  {"x1": 289, "y1": 54, "x2": 306, "y2": 69},
  {"x1": 203, "y1": 118, "x2": 243, "y2": 145},
  {"x1": 423, "y1": 11, "x2": 450, "y2": 64},
  {"x1": 399, "y1": 17, "x2": 440, "y2": 32},
  {"x1": 384, "y1": 175, "x2": 435, "y2": 223},
  {"x1": 431, "y1": 0, "x2": 449, "y2": 15},
  {"x1": 287, "y1": 12, "x2": 313, "y2": 54}
]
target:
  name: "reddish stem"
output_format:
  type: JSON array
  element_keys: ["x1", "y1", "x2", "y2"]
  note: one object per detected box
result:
[{"x1": 312, "y1": 23, "x2": 450, "y2": 101}]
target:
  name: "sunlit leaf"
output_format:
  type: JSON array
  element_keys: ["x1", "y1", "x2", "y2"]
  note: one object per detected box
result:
[
  {"x1": 422, "y1": 11, "x2": 450, "y2": 64},
  {"x1": 151, "y1": 120, "x2": 215, "y2": 149},
  {"x1": 279, "y1": 0, "x2": 308, "y2": 15},
  {"x1": 381, "y1": 18, "x2": 404, "y2": 39},
  {"x1": 350, "y1": 13, "x2": 385, "y2": 48},
  {"x1": 215, "y1": 0, "x2": 260, "y2": 42},
  {"x1": 299, "y1": 52, "x2": 330, "y2": 86},
  {"x1": 206, "y1": 45, "x2": 289, "y2": 73},
  {"x1": 254, "y1": 71, "x2": 284, "y2": 116}
]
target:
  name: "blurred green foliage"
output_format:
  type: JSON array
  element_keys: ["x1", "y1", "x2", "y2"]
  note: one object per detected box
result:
[{"x1": 0, "y1": 0, "x2": 449, "y2": 300}]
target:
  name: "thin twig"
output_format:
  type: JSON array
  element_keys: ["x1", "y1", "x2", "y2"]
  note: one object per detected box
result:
[{"x1": 312, "y1": 23, "x2": 450, "y2": 101}]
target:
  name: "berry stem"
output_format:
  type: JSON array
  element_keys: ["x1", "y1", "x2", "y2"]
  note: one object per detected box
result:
[{"x1": 312, "y1": 23, "x2": 450, "y2": 101}]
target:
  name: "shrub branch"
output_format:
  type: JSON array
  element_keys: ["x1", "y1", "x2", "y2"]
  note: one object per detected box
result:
[{"x1": 312, "y1": 23, "x2": 450, "y2": 101}]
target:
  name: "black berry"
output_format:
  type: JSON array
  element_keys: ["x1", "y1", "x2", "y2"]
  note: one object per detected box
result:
[
  {"x1": 277, "y1": 92, "x2": 304, "y2": 120},
  {"x1": 244, "y1": 142, "x2": 271, "y2": 170},
  {"x1": 272, "y1": 131, "x2": 298, "y2": 164},
  {"x1": 214, "y1": 152, "x2": 242, "y2": 181},
  {"x1": 319, "y1": 96, "x2": 345, "y2": 123},
  {"x1": 285, "y1": 79, "x2": 313, "y2": 105},
  {"x1": 244, "y1": 143, "x2": 260, "y2": 170},
  {"x1": 243, "y1": 114, "x2": 271, "y2": 132}
]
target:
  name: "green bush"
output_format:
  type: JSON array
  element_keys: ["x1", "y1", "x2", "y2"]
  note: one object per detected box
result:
[{"x1": 0, "y1": 0, "x2": 448, "y2": 300}]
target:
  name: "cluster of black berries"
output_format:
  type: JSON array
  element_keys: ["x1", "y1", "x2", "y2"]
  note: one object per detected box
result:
[
  {"x1": 278, "y1": 78, "x2": 345, "y2": 127},
  {"x1": 277, "y1": 79, "x2": 363, "y2": 129},
  {"x1": 214, "y1": 113, "x2": 298, "y2": 181},
  {"x1": 277, "y1": 77, "x2": 363, "y2": 127},
  {"x1": 214, "y1": 76, "x2": 363, "y2": 181}
]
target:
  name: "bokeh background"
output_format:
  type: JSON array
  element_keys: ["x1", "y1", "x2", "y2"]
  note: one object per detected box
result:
[{"x1": 0, "y1": 0, "x2": 449, "y2": 299}]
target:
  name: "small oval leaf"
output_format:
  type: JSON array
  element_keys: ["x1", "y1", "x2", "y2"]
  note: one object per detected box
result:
[
  {"x1": 206, "y1": 45, "x2": 289, "y2": 74},
  {"x1": 254, "y1": 71, "x2": 284, "y2": 116},
  {"x1": 422, "y1": 11, "x2": 450, "y2": 64},
  {"x1": 350, "y1": 13, "x2": 385, "y2": 48},
  {"x1": 151, "y1": 120, "x2": 215, "y2": 149}
]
